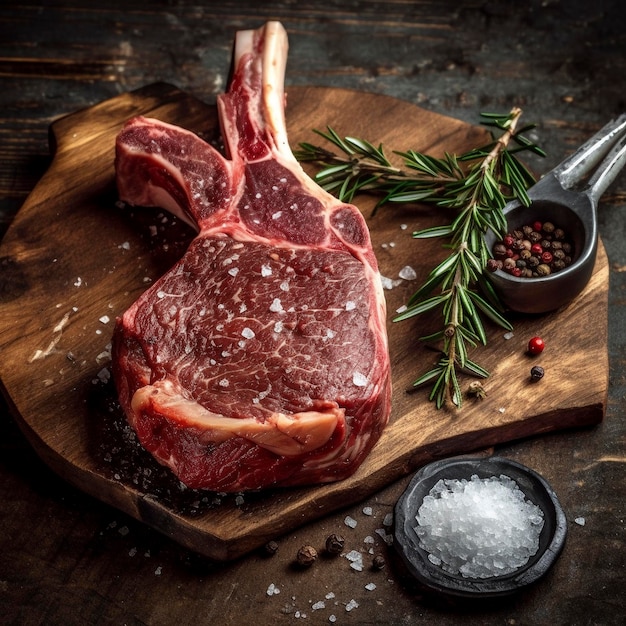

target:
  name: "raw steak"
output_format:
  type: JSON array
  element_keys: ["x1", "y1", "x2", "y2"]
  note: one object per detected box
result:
[{"x1": 112, "y1": 21, "x2": 391, "y2": 491}]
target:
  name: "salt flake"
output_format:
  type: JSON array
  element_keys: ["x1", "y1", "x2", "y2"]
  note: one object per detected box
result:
[
  {"x1": 352, "y1": 372, "x2": 368, "y2": 387},
  {"x1": 399, "y1": 265, "x2": 417, "y2": 280},
  {"x1": 380, "y1": 275, "x2": 402, "y2": 290},
  {"x1": 269, "y1": 298, "x2": 284, "y2": 313},
  {"x1": 344, "y1": 515, "x2": 357, "y2": 528},
  {"x1": 242, "y1": 327, "x2": 255, "y2": 339},
  {"x1": 345, "y1": 599, "x2": 359, "y2": 612},
  {"x1": 266, "y1": 583, "x2": 280, "y2": 596}
]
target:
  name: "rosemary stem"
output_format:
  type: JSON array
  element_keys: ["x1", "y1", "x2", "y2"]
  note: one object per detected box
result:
[{"x1": 481, "y1": 106, "x2": 522, "y2": 172}]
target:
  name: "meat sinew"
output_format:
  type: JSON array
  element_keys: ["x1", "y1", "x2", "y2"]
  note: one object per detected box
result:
[{"x1": 112, "y1": 21, "x2": 391, "y2": 491}]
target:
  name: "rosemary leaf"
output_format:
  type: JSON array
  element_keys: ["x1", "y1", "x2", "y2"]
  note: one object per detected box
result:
[
  {"x1": 413, "y1": 224, "x2": 455, "y2": 239},
  {"x1": 394, "y1": 293, "x2": 450, "y2": 321},
  {"x1": 463, "y1": 359, "x2": 490, "y2": 379},
  {"x1": 467, "y1": 290, "x2": 513, "y2": 330},
  {"x1": 412, "y1": 367, "x2": 443, "y2": 388}
]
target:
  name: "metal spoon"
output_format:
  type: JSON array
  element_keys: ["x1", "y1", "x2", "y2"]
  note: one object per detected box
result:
[{"x1": 485, "y1": 113, "x2": 626, "y2": 314}]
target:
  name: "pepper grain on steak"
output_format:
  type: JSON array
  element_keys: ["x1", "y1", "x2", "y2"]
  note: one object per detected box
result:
[{"x1": 112, "y1": 21, "x2": 391, "y2": 491}]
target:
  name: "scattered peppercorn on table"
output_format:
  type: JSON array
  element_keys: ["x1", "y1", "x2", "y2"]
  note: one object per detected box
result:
[{"x1": 0, "y1": 2, "x2": 625, "y2": 625}]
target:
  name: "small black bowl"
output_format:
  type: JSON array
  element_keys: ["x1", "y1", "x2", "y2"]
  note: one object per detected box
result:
[{"x1": 394, "y1": 455, "x2": 567, "y2": 598}]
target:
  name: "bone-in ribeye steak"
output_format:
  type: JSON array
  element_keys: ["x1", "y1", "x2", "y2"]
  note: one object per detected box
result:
[{"x1": 112, "y1": 21, "x2": 391, "y2": 491}]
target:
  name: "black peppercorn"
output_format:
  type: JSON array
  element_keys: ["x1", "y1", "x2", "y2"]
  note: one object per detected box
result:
[
  {"x1": 325, "y1": 533, "x2": 345, "y2": 555},
  {"x1": 530, "y1": 365, "x2": 544, "y2": 381},
  {"x1": 264, "y1": 540, "x2": 279, "y2": 556},
  {"x1": 372, "y1": 555, "x2": 386, "y2": 570}
]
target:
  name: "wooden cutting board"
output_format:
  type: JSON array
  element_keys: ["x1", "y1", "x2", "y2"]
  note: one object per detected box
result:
[{"x1": 0, "y1": 83, "x2": 608, "y2": 560}]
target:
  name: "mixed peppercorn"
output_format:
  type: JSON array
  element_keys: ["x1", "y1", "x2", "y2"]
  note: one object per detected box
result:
[{"x1": 489, "y1": 221, "x2": 575, "y2": 278}]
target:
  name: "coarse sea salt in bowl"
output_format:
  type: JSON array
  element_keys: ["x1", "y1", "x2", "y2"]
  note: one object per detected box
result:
[{"x1": 393, "y1": 455, "x2": 567, "y2": 598}]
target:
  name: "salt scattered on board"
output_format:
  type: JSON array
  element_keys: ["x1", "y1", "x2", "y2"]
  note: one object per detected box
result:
[
  {"x1": 415, "y1": 474, "x2": 544, "y2": 579},
  {"x1": 266, "y1": 583, "x2": 280, "y2": 596},
  {"x1": 345, "y1": 599, "x2": 359, "y2": 612},
  {"x1": 398, "y1": 265, "x2": 417, "y2": 281}
]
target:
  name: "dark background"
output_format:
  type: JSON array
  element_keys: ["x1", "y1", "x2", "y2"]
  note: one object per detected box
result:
[{"x1": 1, "y1": 1, "x2": 624, "y2": 624}]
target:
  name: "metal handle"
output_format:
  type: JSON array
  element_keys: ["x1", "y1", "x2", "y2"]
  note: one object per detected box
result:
[
  {"x1": 555, "y1": 113, "x2": 626, "y2": 191},
  {"x1": 586, "y1": 135, "x2": 626, "y2": 202}
]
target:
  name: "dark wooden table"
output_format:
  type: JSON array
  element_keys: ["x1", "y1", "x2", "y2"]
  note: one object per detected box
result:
[{"x1": 1, "y1": 2, "x2": 624, "y2": 624}]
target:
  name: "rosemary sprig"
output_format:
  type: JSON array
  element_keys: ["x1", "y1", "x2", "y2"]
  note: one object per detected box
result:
[{"x1": 296, "y1": 108, "x2": 546, "y2": 409}]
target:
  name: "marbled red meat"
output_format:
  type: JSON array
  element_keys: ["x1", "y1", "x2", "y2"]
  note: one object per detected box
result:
[{"x1": 112, "y1": 21, "x2": 391, "y2": 491}]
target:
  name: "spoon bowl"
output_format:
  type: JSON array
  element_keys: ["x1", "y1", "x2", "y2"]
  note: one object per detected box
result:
[
  {"x1": 485, "y1": 176, "x2": 596, "y2": 315},
  {"x1": 485, "y1": 114, "x2": 626, "y2": 315}
]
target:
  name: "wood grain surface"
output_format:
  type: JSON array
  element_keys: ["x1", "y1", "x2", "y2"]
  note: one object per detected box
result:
[{"x1": 0, "y1": 83, "x2": 608, "y2": 561}]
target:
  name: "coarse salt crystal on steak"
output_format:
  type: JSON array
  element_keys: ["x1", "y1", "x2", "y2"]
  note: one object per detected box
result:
[{"x1": 112, "y1": 21, "x2": 391, "y2": 491}]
